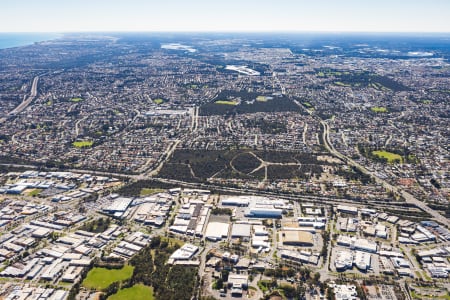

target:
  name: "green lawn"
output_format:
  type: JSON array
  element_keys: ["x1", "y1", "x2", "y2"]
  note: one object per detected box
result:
[
  {"x1": 256, "y1": 96, "x2": 267, "y2": 102},
  {"x1": 108, "y1": 284, "x2": 154, "y2": 300},
  {"x1": 140, "y1": 188, "x2": 165, "y2": 196},
  {"x1": 370, "y1": 106, "x2": 388, "y2": 113},
  {"x1": 72, "y1": 140, "x2": 94, "y2": 148},
  {"x1": 257, "y1": 280, "x2": 271, "y2": 293},
  {"x1": 163, "y1": 236, "x2": 184, "y2": 247},
  {"x1": 27, "y1": 189, "x2": 42, "y2": 197},
  {"x1": 82, "y1": 266, "x2": 134, "y2": 290},
  {"x1": 411, "y1": 290, "x2": 450, "y2": 300},
  {"x1": 215, "y1": 100, "x2": 238, "y2": 105},
  {"x1": 334, "y1": 81, "x2": 351, "y2": 87},
  {"x1": 430, "y1": 89, "x2": 450, "y2": 94},
  {"x1": 372, "y1": 150, "x2": 403, "y2": 163},
  {"x1": 153, "y1": 98, "x2": 164, "y2": 105},
  {"x1": 71, "y1": 97, "x2": 83, "y2": 102},
  {"x1": 369, "y1": 82, "x2": 390, "y2": 91}
]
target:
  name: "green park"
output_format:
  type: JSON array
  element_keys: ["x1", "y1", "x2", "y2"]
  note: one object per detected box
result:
[
  {"x1": 82, "y1": 265, "x2": 134, "y2": 290},
  {"x1": 372, "y1": 150, "x2": 403, "y2": 163},
  {"x1": 108, "y1": 284, "x2": 154, "y2": 300},
  {"x1": 72, "y1": 140, "x2": 94, "y2": 148}
]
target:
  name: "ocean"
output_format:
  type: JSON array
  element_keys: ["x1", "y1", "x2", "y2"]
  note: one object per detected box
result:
[{"x1": 0, "y1": 33, "x2": 61, "y2": 50}]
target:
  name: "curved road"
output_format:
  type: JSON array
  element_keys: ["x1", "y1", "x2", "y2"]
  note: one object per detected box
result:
[
  {"x1": 9, "y1": 76, "x2": 39, "y2": 116},
  {"x1": 321, "y1": 120, "x2": 449, "y2": 228},
  {"x1": 1, "y1": 76, "x2": 40, "y2": 124}
]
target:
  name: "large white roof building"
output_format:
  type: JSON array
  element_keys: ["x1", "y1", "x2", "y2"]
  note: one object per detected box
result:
[{"x1": 204, "y1": 222, "x2": 230, "y2": 241}]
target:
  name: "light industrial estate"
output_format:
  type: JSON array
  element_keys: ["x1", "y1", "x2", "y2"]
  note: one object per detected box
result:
[{"x1": 0, "y1": 33, "x2": 449, "y2": 299}]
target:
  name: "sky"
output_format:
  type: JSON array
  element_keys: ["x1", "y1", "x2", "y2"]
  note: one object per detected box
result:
[{"x1": 1, "y1": 0, "x2": 450, "y2": 33}]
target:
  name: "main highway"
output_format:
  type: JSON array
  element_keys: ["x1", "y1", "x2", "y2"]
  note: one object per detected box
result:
[
  {"x1": 320, "y1": 120, "x2": 449, "y2": 228},
  {"x1": 1, "y1": 86, "x2": 447, "y2": 227},
  {"x1": 0, "y1": 76, "x2": 40, "y2": 124},
  {"x1": 292, "y1": 98, "x2": 448, "y2": 227},
  {"x1": 9, "y1": 76, "x2": 40, "y2": 116}
]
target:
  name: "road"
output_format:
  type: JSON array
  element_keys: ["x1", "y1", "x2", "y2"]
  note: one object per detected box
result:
[
  {"x1": 9, "y1": 76, "x2": 39, "y2": 116},
  {"x1": 190, "y1": 106, "x2": 199, "y2": 132},
  {"x1": 0, "y1": 76, "x2": 40, "y2": 124},
  {"x1": 2, "y1": 159, "x2": 419, "y2": 212},
  {"x1": 74, "y1": 116, "x2": 88, "y2": 136},
  {"x1": 320, "y1": 120, "x2": 449, "y2": 228},
  {"x1": 303, "y1": 123, "x2": 308, "y2": 145},
  {"x1": 3, "y1": 157, "x2": 435, "y2": 222},
  {"x1": 143, "y1": 139, "x2": 181, "y2": 177},
  {"x1": 2, "y1": 105, "x2": 446, "y2": 228},
  {"x1": 402, "y1": 246, "x2": 424, "y2": 280}
]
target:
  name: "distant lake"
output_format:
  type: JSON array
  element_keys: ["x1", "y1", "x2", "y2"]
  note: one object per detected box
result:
[{"x1": 0, "y1": 33, "x2": 61, "y2": 50}]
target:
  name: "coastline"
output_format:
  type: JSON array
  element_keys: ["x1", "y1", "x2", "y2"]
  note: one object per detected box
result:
[{"x1": 0, "y1": 33, "x2": 61, "y2": 50}]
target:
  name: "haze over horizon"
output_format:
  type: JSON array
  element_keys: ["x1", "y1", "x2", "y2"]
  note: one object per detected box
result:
[{"x1": 1, "y1": 0, "x2": 450, "y2": 33}]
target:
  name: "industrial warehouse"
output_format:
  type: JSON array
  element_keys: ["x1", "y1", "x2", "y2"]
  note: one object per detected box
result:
[{"x1": 0, "y1": 178, "x2": 449, "y2": 299}]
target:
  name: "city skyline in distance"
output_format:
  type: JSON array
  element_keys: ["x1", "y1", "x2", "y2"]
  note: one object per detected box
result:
[{"x1": 1, "y1": 0, "x2": 450, "y2": 33}]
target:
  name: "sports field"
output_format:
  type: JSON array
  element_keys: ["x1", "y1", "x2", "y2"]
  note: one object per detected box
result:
[
  {"x1": 72, "y1": 140, "x2": 94, "y2": 148},
  {"x1": 82, "y1": 265, "x2": 134, "y2": 290},
  {"x1": 108, "y1": 284, "x2": 154, "y2": 300},
  {"x1": 372, "y1": 150, "x2": 402, "y2": 163},
  {"x1": 370, "y1": 106, "x2": 388, "y2": 113}
]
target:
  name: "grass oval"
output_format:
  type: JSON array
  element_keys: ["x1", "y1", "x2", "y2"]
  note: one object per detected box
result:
[
  {"x1": 108, "y1": 284, "x2": 154, "y2": 300},
  {"x1": 82, "y1": 265, "x2": 134, "y2": 290}
]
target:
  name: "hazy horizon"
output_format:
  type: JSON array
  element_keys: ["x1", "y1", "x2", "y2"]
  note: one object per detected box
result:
[
  {"x1": 2, "y1": 0, "x2": 450, "y2": 33},
  {"x1": 1, "y1": 31, "x2": 450, "y2": 36}
]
